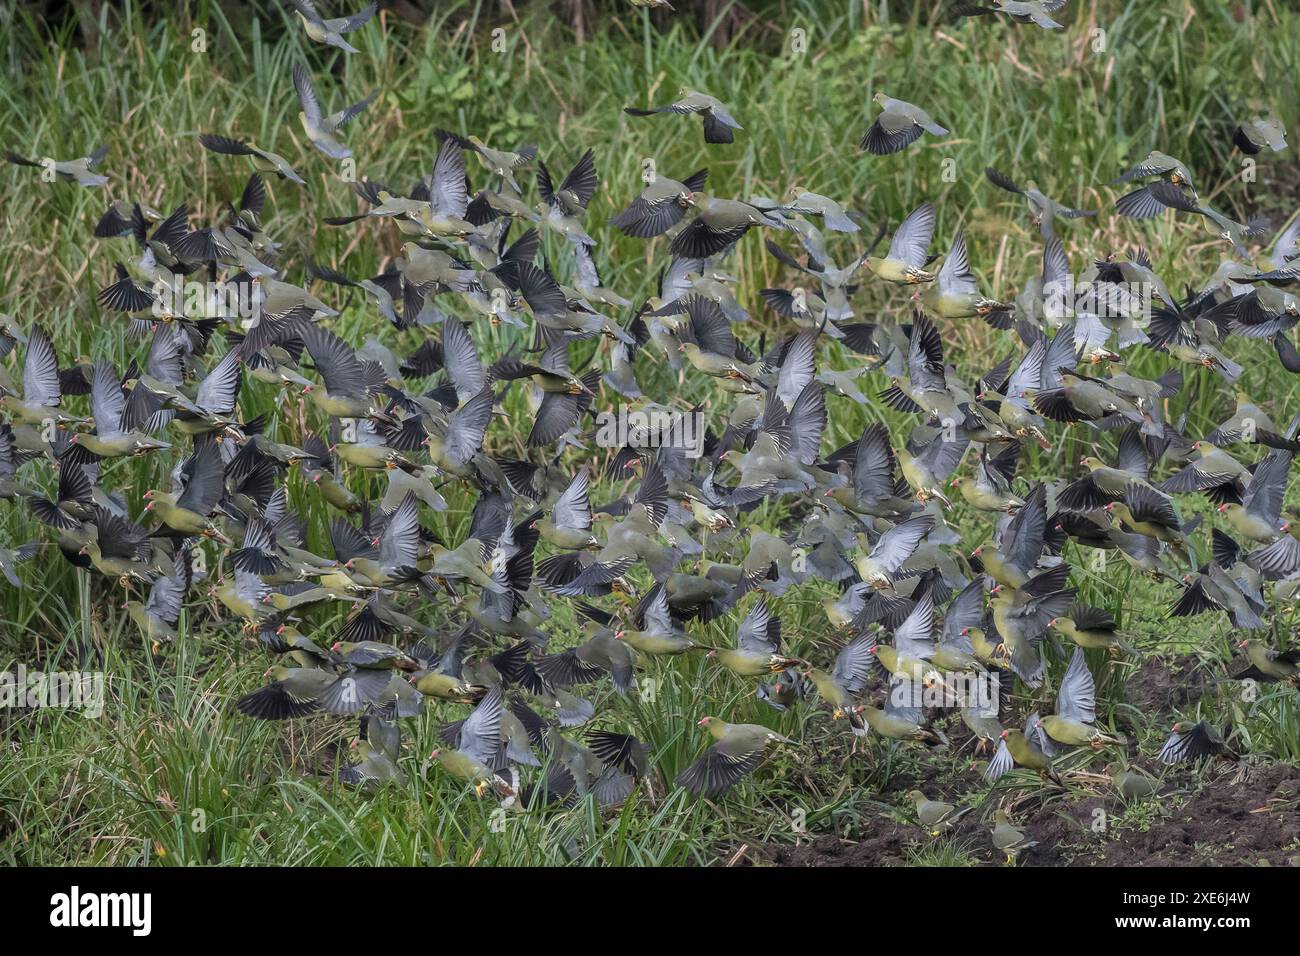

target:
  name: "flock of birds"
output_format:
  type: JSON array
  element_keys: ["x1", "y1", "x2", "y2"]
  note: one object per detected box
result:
[{"x1": 3, "y1": 0, "x2": 1300, "y2": 857}]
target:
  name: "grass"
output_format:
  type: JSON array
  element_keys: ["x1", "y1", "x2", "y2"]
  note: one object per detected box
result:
[{"x1": 1, "y1": 0, "x2": 1299, "y2": 865}]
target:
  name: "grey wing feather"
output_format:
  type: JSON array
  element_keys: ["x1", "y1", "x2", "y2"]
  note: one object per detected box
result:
[
  {"x1": 292, "y1": 63, "x2": 322, "y2": 126},
  {"x1": 1055, "y1": 647, "x2": 1096, "y2": 725},
  {"x1": 942, "y1": 579, "x2": 985, "y2": 644},
  {"x1": 735, "y1": 598, "x2": 779, "y2": 654},
  {"x1": 1242, "y1": 451, "x2": 1290, "y2": 524},
  {"x1": 23, "y1": 324, "x2": 61, "y2": 406},
  {"x1": 552, "y1": 466, "x2": 593, "y2": 531},
  {"x1": 937, "y1": 229, "x2": 978, "y2": 296},
  {"x1": 891, "y1": 594, "x2": 936, "y2": 660},
  {"x1": 883, "y1": 676, "x2": 924, "y2": 725},
  {"x1": 984, "y1": 738, "x2": 1014, "y2": 782},
  {"x1": 831, "y1": 632, "x2": 875, "y2": 693},
  {"x1": 89, "y1": 361, "x2": 127, "y2": 438},
  {"x1": 378, "y1": 492, "x2": 421, "y2": 569},
  {"x1": 1024, "y1": 710, "x2": 1058, "y2": 757},
  {"x1": 443, "y1": 387, "x2": 493, "y2": 465},
  {"x1": 429, "y1": 138, "x2": 470, "y2": 219},
  {"x1": 888, "y1": 202, "x2": 935, "y2": 268},
  {"x1": 458, "y1": 689, "x2": 505, "y2": 767},
  {"x1": 869, "y1": 514, "x2": 935, "y2": 578}
]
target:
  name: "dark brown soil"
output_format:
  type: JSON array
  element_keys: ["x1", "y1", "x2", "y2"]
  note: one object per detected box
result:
[
  {"x1": 1124, "y1": 655, "x2": 1210, "y2": 715},
  {"x1": 750, "y1": 764, "x2": 1300, "y2": 867},
  {"x1": 1085, "y1": 765, "x2": 1300, "y2": 867},
  {"x1": 759, "y1": 827, "x2": 918, "y2": 866},
  {"x1": 747, "y1": 648, "x2": 1300, "y2": 867}
]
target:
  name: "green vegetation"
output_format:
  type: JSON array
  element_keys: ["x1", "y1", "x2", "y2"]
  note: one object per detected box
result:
[{"x1": 1, "y1": 0, "x2": 1297, "y2": 866}]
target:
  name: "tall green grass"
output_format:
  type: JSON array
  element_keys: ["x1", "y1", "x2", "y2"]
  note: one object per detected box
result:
[{"x1": 1, "y1": 0, "x2": 1298, "y2": 864}]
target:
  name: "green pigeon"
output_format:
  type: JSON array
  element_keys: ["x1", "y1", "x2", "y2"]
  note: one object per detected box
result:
[
  {"x1": 855, "y1": 514, "x2": 935, "y2": 588},
  {"x1": 1236, "y1": 639, "x2": 1300, "y2": 685},
  {"x1": 1055, "y1": 428, "x2": 1160, "y2": 511},
  {"x1": 1168, "y1": 563, "x2": 1265, "y2": 631},
  {"x1": 1234, "y1": 110, "x2": 1288, "y2": 154},
  {"x1": 857, "y1": 676, "x2": 945, "y2": 744},
  {"x1": 537, "y1": 147, "x2": 597, "y2": 222},
  {"x1": 614, "y1": 585, "x2": 699, "y2": 655},
  {"x1": 1038, "y1": 648, "x2": 1125, "y2": 748},
  {"x1": 461, "y1": 133, "x2": 536, "y2": 193},
  {"x1": 676, "y1": 716, "x2": 792, "y2": 798},
  {"x1": 990, "y1": 565, "x2": 1077, "y2": 687},
  {"x1": 609, "y1": 168, "x2": 707, "y2": 238},
  {"x1": 708, "y1": 598, "x2": 802, "y2": 677},
  {"x1": 0, "y1": 541, "x2": 44, "y2": 589},
  {"x1": 933, "y1": 579, "x2": 988, "y2": 675},
  {"x1": 1034, "y1": 373, "x2": 1145, "y2": 427},
  {"x1": 864, "y1": 202, "x2": 937, "y2": 283},
  {"x1": 1145, "y1": 181, "x2": 1271, "y2": 258},
  {"x1": 340, "y1": 714, "x2": 405, "y2": 787},
  {"x1": 985, "y1": 166, "x2": 1096, "y2": 237},
  {"x1": 536, "y1": 466, "x2": 600, "y2": 550},
  {"x1": 301, "y1": 434, "x2": 360, "y2": 512},
  {"x1": 1111, "y1": 150, "x2": 1197, "y2": 219},
  {"x1": 860, "y1": 93, "x2": 949, "y2": 154},
  {"x1": 0, "y1": 323, "x2": 87, "y2": 428},
  {"x1": 968, "y1": 485, "x2": 1048, "y2": 589},
  {"x1": 5, "y1": 144, "x2": 108, "y2": 186},
  {"x1": 1157, "y1": 719, "x2": 1229, "y2": 765},
  {"x1": 430, "y1": 689, "x2": 514, "y2": 798},
  {"x1": 123, "y1": 542, "x2": 192, "y2": 647},
  {"x1": 411, "y1": 630, "x2": 489, "y2": 703},
  {"x1": 534, "y1": 631, "x2": 636, "y2": 695},
  {"x1": 669, "y1": 194, "x2": 781, "y2": 259},
  {"x1": 290, "y1": 0, "x2": 377, "y2": 54},
  {"x1": 825, "y1": 422, "x2": 922, "y2": 519},
  {"x1": 952, "y1": 442, "x2": 1024, "y2": 513},
  {"x1": 804, "y1": 631, "x2": 874, "y2": 734},
  {"x1": 974, "y1": 0, "x2": 1066, "y2": 29},
  {"x1": 1216, "y1": 450, "x2": 1290, "y2": 543},
  {"x1": 991, "y1": 809, "x2": 1037, "y2": 865},
  {"x1": 923, "y1": 229, "x2": 1012, "y2": 325},
  {"x1": 624, "y1": 88, "x2": 743, "y2": 145},
  {"x1": 299, "y1": 323, "x2": 388, "y2": 420},
  {"x1": 198, "y1": 133, "x2": 305, "y2": 185},
  {"x1": 73, "y1": 355, "x2": 190, "y2": 453},
  {"x1": 909, "y1": 790, "x2": 971, "y2": 835},
  {"x1": 1047, "y1": 605, "x2": 1138, "y2": 656},
  {"x1": 1157, "y1": 439, "x2": 1251, "y2": 504},
  {"x1": 292, "y1": 63, "x2": 376, "y2": 160},
  {"x1": 235, "y1": 663, "x2": 389, "y2": 719},
  {"x1": 868, "y1": 594, "x2": 939, "y2": 684},
  {"x1": 985, "y1": 712, "x2": 1063, "y2": 784},
  {"x1": 781, "y1": 186, "x2": 859, "y2": 232},
  {"x1": 144, "y1": 440, "x2": 229, "y2": 542},
  {"x1": 1107, "y1": 762, "x2": 1159, "y2": 800}
]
